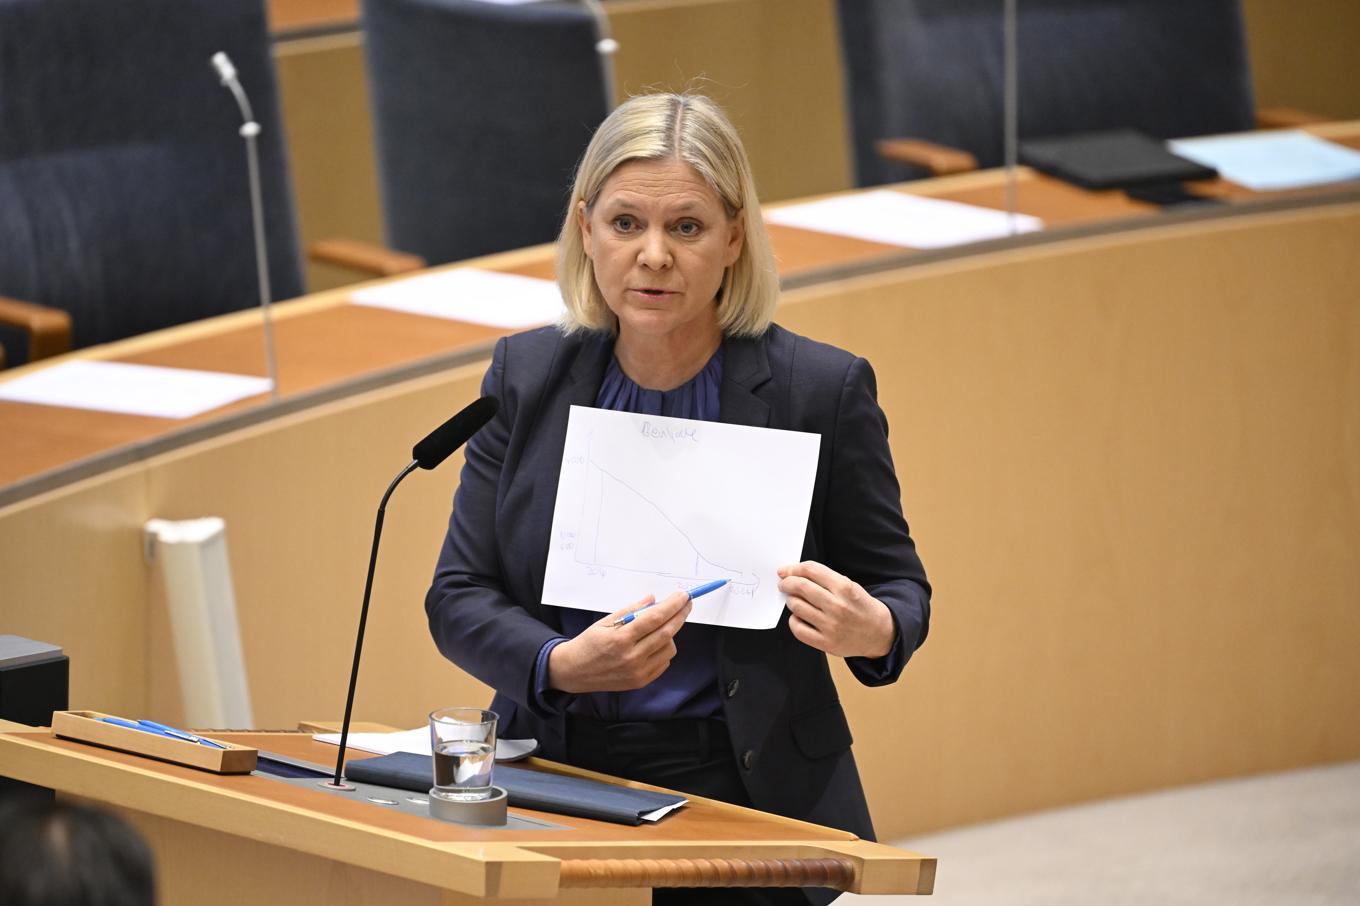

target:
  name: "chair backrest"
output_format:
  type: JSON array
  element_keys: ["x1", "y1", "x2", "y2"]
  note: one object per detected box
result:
[
  {"x1": 363, "y1": 0, "x2": 609, "y2": 267},
  {"x1": 837, "y1": 0, "x2": 1257, "y2": 186},
  {"x1": 0, "y1": 0, "x2": 302, "y2": 362}
]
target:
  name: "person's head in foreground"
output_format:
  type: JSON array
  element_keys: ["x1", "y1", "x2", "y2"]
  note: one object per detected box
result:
[
  {"x1": 0, "y1": 796, "x2": 155, "y2": 906},
  {"x1": 557, "y1": 92, "x2": 779, "y2": 380}
]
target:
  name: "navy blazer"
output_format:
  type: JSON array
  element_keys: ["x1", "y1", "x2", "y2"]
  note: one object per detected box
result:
[{"x1": 426, "y1": 322, "x2": 930, "y2": 845}]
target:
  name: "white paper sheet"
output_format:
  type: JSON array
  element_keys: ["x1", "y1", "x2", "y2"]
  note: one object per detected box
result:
[
  {"x1": 1167, "y1": 130, "x2": 1360, "y2": 192},
  {"x1": 313, "y1": 728, "x2": 539, "y2": 762},
  {"x1": 766, "y1": 189, "x2": 1043, "y2": 249},
  {"x1": 542, "y1": 406, "x2": 821, "y2": 630},
  {"x1": 349, "y1": 267, "x2": 564, "y2": 328},
  {"x1": 0, "y1": 360, "x2": 272, "y2": 418}
]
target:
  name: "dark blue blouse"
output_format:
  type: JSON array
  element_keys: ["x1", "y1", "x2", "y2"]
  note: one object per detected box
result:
[{"x1": 532, "y1": 347, "x2": 725, "y2": 721}]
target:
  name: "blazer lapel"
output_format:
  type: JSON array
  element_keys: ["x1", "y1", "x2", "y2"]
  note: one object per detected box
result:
[
  {"x1": 719, "y1": 332, "x2": 773, "y2": 428},
  {"x1": 519, "y1": 332, "x2": 613, "y2": 623}
]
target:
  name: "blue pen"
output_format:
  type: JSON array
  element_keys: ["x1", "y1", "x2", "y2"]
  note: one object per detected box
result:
[
  {"x1": 138, "y1": 719, "x2": 227, "y2": 749},
  {"x1": 100, "y1": 716, "x2": 178, "y2": 740},
  {"x1": 611, "y1": 579, "x2": 729, "y2": 627}
]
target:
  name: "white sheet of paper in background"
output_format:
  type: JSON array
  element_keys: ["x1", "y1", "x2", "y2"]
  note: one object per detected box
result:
[
  {"x1": 766, "y1": 189, "x2": 1043, "y2": 249},
  {"x1": 1167, "y1": 130, "x2": 1360, "y2": 192},
  {"x1": 0, "y1": 360, "x2": 272, "y2": 418},
  {"x1": 542, "y1": 406, "x2": 820, "y2": 630},
  {"x1": 350, "y1": 267, "x2": 564, "y2": 328}
]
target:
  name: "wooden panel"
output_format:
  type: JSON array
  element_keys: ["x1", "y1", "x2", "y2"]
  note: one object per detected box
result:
[
  {"x1": 608, "y1": 0, "x2": 852, "y2": 202},
  {"x1": 269, "y1": 0, "x2": 359, "y2": 34},
  {"x1": 274, "y1": 32, "x2": 386, "y2": 294},
  {"x1": 141, "y1": 364, "x2": 496, "y2": 729},
  {"x1": 776, "y1": 202, "x2": 1360, "y2": 839},
  {"x1": 0, "y1": 468, "x2": 151, "y2": 717},
  {"x1": 1243, "y1": 0, "x2": 1360, "y2": 120}
]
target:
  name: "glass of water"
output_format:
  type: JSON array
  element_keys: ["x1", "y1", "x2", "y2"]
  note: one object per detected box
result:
[{"x1": 428, "y1": 707, "x2": 497, "y2": 802}]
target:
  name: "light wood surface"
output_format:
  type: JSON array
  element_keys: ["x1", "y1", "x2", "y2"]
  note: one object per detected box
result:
[
  {"x1": 269, "y1": 0, "x2": 359, "y2": 34},
  {"x1": 1242, "y1": 0, "x2": 1360, "y2": 120},
  {"x1": 0, "y1": 727, "x2": 934, "y2": 901},
  {"x1": 780, "y1": 201, "x2": 1360, "y2": 835}
]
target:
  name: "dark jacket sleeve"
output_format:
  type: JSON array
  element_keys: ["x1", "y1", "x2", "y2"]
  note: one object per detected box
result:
[
  {"x1": 424, "y1": 337, "x2": 562, "y2": 716},
  {"x1": 823, "y1": 356, "x2": 931, "y2": 686}
]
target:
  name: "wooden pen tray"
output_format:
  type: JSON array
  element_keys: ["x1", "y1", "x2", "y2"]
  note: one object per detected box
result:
[{"x1": 52, "y1": 711, "x2": 257, "y2": 774}]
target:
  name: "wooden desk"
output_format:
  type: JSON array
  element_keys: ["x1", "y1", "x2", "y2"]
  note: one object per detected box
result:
[
  {"x1": 3, "y1": 139, "x2": 1359, "y2": 841},
  {"x1": 7, "y1": 120, "x2": 1358, "y2": 495},
  {"x1": 0, "y1": 727, "x2": 934, "y2": 902}
]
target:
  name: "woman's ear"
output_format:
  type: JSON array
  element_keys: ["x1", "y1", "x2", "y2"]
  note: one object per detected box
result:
[
  {"x1": 724, "y1": 211, "x2": 745, "y2": 267},
  {"x1": 577, "y1": 200, "x2": 594, "y2": 258}
]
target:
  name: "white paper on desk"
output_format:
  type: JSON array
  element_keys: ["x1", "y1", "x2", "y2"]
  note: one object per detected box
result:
[
  {"x1": 542, "y1": 406, "x2": 820, "y2": 630},
  {"x1": 349, "y1": 267, "x2": 564, "y2": 328},
  {"x1": 766, "y1": 189, "x2": 1043, "y2": 249},
  {"x1": 1168, "y1": 130, "x2": 1360, "y2": 192},
  {"x1": 0, "y1": 360, "x2": 272, "y2": 419},
  {"x1": 313, "y1": 728, "x2": 539, "y2": 762}
]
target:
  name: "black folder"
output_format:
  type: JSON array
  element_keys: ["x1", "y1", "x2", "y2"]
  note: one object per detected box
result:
[
  {"x1": 1019, "y1": 129, "x2": 1218, "y2": 190},
  {"x1": 343, "y1": 752, "x2": 686, "y2": 825}
]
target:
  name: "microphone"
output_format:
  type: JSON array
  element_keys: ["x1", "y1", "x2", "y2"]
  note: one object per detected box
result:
[
  {"x1": 210, "y1": 51, "x2": 279, "y2": 402},
  {"x1": 413, "y1": 395, "x2": 499, "y2": 470},
  {"x1": 323, "y1": 396, "x2": 500, "y2": 791}
]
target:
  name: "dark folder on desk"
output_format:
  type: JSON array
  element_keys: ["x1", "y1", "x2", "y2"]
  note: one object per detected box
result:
[
  {"x1": 344, "y1": 752, "x2": 686, "y2": 825},
  {"x1": 1020, "y1": 129, "x2": 1218, "y2": 190}
]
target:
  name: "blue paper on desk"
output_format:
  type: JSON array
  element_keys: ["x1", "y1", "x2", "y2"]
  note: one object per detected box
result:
[
  {"x1": 1168, "y1": 131, "x2": 1360, "y2": 192},
  {"x1": 343, "y1": 752, "x2": 686, "y2": 825}
]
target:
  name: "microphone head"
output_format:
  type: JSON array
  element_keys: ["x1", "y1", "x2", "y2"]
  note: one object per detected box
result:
[
  {"x1": 413, "y1": 396, "x2": 500, "y2": 470},
  {"x1": 210, "y1": 52, "x2": 237, "y2": 86}
]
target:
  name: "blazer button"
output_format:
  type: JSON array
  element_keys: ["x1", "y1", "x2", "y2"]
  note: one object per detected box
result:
[
  {"x1": 725, "y1": 679, "x2": 740, "y2": 699},
  {"x1": 741, "y1": 749, "x2": 755, "y2": 770}
]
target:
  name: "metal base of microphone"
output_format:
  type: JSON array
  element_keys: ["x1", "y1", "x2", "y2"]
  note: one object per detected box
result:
[
  {"x1": 428, "y1": 786, "x2": 508, "y2": 826},
  {"x1": 317, "y1": 779, "x2": 356, "y2": 791}
]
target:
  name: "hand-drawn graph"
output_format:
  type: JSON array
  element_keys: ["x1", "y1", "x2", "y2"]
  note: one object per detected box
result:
[
  {"x1": 573, "y1": 438, "x2": 760, "y2": 595},
  {"x1": 542, "y1": 406, "x2": 821, "y2": 630}
]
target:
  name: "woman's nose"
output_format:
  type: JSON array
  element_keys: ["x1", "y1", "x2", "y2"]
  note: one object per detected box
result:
[{"x1": 637, "y1": 228, "x2": 673, "y2": 270}]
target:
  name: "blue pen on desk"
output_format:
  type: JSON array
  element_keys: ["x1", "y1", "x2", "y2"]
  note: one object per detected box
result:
[
  {"x1": 611, "y1": 579, "x2": 729, "y2": 627},
  {"x1": 101, "y1": 716, "x2": 176, "y2": 740},
  {"x1": 138, "y1": 719, "x2": 227, "y2": 749}
]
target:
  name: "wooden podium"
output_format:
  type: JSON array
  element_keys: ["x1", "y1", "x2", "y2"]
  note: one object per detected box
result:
[{"x1": 0, "y1": 725, "x2": 935, "y2": 903}]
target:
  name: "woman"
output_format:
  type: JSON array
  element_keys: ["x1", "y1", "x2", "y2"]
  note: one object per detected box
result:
[{"x1": 426, "y1": 93, "x2": 930, "y2": 905}]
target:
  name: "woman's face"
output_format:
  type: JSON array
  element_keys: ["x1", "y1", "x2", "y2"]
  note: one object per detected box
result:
[{"x1": 578, "y1": 157, "x2": 743, "y2": 347}]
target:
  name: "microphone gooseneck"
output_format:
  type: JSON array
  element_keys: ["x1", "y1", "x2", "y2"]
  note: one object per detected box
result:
[
  {"x1": 579, "y1": 0, "x2": 618, "y2": 112},
  {"x1": 324, "y1": 397, "x2": 500, "y2": 791},
  {"x1": 210, "y1": 51, "x2": 278, "y2": 403}
]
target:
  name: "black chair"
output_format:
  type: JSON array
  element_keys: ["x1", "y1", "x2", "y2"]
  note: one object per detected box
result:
[
  {"x1": 836, "y1": 0, "x2": 1270, "y2": 187},
  {"x1": 0, "y1": 0, "x2": 303, "y2": 367},
  {"x1": 363, "y1": 0, "x2": 610, "y2": 267}
]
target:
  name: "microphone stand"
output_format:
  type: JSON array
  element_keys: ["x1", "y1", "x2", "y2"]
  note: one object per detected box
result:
[
  {"x1": 580, "y1": 0, "x2": 618, "y2": 112},
  {"x1": 211, "y1": 52, "x2": 280, "y2": 403},
  {"x1": 321, "y1": 460, "x2": 418, "y2": 791}
]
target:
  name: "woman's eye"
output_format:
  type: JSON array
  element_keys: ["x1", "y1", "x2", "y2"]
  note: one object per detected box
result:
[
  {"x1": 611, "y1": 215, "x2": 637, "y2": 232},
  {"x1": 675, "y1": 220, "x2": 702, "y2": 237}
]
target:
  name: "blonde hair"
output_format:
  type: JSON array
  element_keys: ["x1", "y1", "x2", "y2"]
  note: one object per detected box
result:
[{"x1": 556, "y1": 93, "x2": 778, "y2": 337}]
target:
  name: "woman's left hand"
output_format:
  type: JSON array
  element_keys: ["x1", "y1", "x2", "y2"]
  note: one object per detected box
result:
[{"x1": 777, "y1": 561, "x2": 896, "y2": 658}]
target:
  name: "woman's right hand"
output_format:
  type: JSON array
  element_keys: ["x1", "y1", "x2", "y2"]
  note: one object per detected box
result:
[{"x1": 546, "y1": 591, "x2": 692, "y2": 693}]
